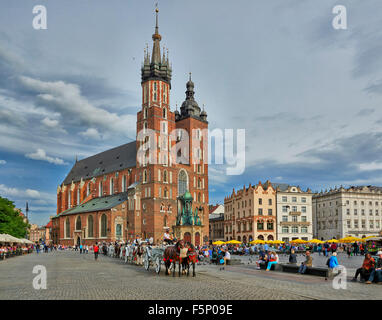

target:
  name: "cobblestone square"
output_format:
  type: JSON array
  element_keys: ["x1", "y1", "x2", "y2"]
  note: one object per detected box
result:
[{"x1": 0, "y1": 251, "x2": 380, "y2": 300}]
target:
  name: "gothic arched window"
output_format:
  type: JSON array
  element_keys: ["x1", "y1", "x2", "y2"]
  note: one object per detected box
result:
[
  {"x1": 76, "y1": 216, "x2": 81, "y2": 231},
  {"x1": 100, "y1": 214, "x2": 107, "y2": 237},
  {"x1": 110, "y1": 178, "x2": 114, "y2": 195},
  {"x1": 65, "y1": 217, "x2": 70, "y2": 238},
  {"x1": 178, "y1": 170, "x2": 188, "y2": 196},
  {"x1": 88, "y1": 215, "x2": 93, "y2": 238},
  {"x1": 99, "y1": 181, "x2": 103, "y2": 197}
]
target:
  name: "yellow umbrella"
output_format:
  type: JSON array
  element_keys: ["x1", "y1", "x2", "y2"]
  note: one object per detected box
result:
[
  {"x1": 326, "y1": 239, "x2": 338, "y2": 243},
  {"x1": 310, "y1": 239, "x2": 324, "y2": 244},
  {"x1": 338, "y1": 236, "x2": 363, "y2": 243},
  {"x1": 225, "y1": 240, "x2": 242, "y2": 244},
  {"x1": 250, "y1": 239, "x2": 265, "y2": 244},
  {"x1": 290, "y1": 239, "x2": 308, "y2": 244},
  {"x1": 212, "y1": 241, "x2": 225, "y2": 245},
  {"x1": 272, "y1": 240, "x2": 285, "y2": 244}
]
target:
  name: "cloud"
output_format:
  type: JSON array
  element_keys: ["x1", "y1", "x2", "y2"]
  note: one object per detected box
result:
[
  {"x1": 0, "y1": 160, "x2": 6, "y2": 165},
  {"x1": 18, "y1": 76, "x2": 136, "y2": 138},
  {"x1": 25, "y1": 148, "x2": 68, "y2": 165},
  {"x1": 356, "y1": 108, "x2": 375, "y2": 117},
  {"x1": 359, "y1": 162, "x2": 382, "y2": 172},
  {"x1": 0, "y1": 184, "x2": 47, "y2": 200},
  {"x1": 79, "y1": 128, "x2": 102, "y2": 140}
]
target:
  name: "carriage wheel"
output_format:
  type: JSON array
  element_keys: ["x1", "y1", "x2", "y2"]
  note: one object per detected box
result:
[
  {"x1": 144, "y1": 253, "x2": 150, "y2": 271},
  {"x1": 155, "y1": 256, "x2": 161, "y2": 274}
]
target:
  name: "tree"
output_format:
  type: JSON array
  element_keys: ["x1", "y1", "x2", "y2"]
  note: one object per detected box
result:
[{"x1": 0, "y1": 196, "x2": 30, "y2": 238}]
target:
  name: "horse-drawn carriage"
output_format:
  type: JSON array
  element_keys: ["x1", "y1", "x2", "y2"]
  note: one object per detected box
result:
[
  {"x1": 143, "y1": 246, "x2": 165, "y2": 274},
  {"x1": 143, "y1": 240, "x2": 197, "y2": 277}
]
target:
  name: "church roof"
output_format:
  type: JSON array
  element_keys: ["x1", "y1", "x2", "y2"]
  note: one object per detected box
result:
[
  {"x1": 58, "y1": 192, "x2": 129, "y2": 216},
  {"x1": 62, "y1": 141, "x2": 137, "y2": 185}
]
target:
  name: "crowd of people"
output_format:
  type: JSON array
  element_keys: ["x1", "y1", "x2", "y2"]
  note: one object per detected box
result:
[{"x1": 0, "y1": 243, "x2": 34, "y2": 260}]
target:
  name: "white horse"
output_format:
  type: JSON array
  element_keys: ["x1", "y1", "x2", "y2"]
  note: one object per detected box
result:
[{"x1": 107, "y1": 244, "x2": 115, "y2": 257}]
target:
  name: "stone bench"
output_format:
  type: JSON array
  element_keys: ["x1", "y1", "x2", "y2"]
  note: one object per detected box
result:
[
  {"x1": 227, "y1": 259, "x2": 242, "y2": 265},
  {"x1": 281, "y1": 264, "x2": 329, "y2": 277},
  {"x1": 259, "y1": 262, "x2": 283, "y2": 271}
]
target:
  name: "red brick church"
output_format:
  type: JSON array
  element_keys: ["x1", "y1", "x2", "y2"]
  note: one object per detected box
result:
[{"x1": 51, "y1": 9, "x2": 209, "y2": 246}]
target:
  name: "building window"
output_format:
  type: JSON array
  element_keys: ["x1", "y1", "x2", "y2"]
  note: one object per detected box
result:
[
  {"x1": 163, "y1": 107, "x2": 167, "y2": 119},
  {"x1": 302, "y1": 197, "x2": 306, "y2": 203},
  {"x1": 100, "y1": 214, "x2": 107, "y2": 237},
  {"x1": 99, "y1": 181, "x2": 103, "y2": 197},
  {"x1": 76, "y1": 216, "x2": 81, "y2": 231},
  {"x1": 292, "y1": 226, "x2": 298, "y2": 233},
  {"x1": 268, "y1": 199, "x2": 272, "y2": 205},
  {"x1": 87, "y1": 183, "x2": 91, "y2": 197},
  {"x1": 282, "y1": 206, "x2": 288, "y2": 213},
  {"x1": 301, "y1": 227, "x2": 308, "y2": 233},
  {"x1": 153, "y1": 82, "x2": 157, "y2": 101},
  {"x1": 88, "y1": 215, "x2": 93, "y2": 238},
  {"x1": 116, "y1": 224, "x2": 122, "y2": 237},
  {"x1": 292, "y1": 197, "x2": 297, "y2": 202},
  {"x1": 301, "y1": 216, "x2": 307, "y2": 222},
  {"x1": 302, "y1": 206, "x2": 306, "y2": 213},
  {"x1": 258, "y1": 208, "x2": 263, "y2": 215},
  {"x1": 282, "y1": 216, "x2": 288, "y2": 222},
  {"x1": 178, "y1": 170, "x2": 188, "y2": 196},
  {"x1": 292, "y1": 216, "x2": 298, "y2": 222},
  {"x1": 282, "y1": 226, "x2": 289, "y2": 233},
  {"x1": 267, "y1": 222, "x2": 273, "y2": 230},
  {"x1": 268, "y1": 209, "x2": 272, "y2": 216},
  {"x1": 259, "y1": 198, "x2": 262, "y2": 205},
  {"x1": 65, "y1": 217, "x2": 70, "y2": 238},
  {"x1": 110, "y1": 178, "x2": 114, "y2": 195},
  {"x1": 282, "y1": 196, "x2": 287, "y2": 202},
  {"x1": 257, "y1": 222, "x2": 264, "y2": 230}
]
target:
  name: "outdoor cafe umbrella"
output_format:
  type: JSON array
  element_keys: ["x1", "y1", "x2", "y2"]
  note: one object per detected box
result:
[
  {"x1": 225, "y1": 240, "x2": 242, "y2": 244},
  {"x1": 0, "y1": 234, "x2": 22, "y2": 243},
  {"x1": 212, "y1": 241, "x2": 225, "y2": 245},
  {"x1": 326, "y1": 239, "x2": 339, "y2": 243},
  {"x1": 290, "y1": 239, "x2": 307, "y2": 244},
  {"x1": 309, "y1": 239, "x2": 324, "y2": 244},
  {"x1": 250, "y1": 239, "x2": 265, "y2": 245},
  {"x1": 20, "y1": 238, "x2": 33, "y2": 244},
  {"x1": 338, "y1": 236, "x2": 363, "y2": 243}
]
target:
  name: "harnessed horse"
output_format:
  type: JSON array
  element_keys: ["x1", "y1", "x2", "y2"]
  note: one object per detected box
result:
[
  {"x1": 163, "y1": 240, "x2": 184, "y2": 277},
  {"x1": 180, "y1": 242, "x2": 197, "y2": 277}
]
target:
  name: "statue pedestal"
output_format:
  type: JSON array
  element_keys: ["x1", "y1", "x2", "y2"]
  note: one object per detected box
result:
[{"x1": 173, "y1": 224, "x2": 204, "y2": 247}]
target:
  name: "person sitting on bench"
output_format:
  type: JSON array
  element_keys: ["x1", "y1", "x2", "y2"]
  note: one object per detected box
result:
[
  {"x1": 298, "y1": 251, "x2": 312, "y2": 274},
  {"x1": 352, "y1": 253, "x2": 375, "y2": 282}
]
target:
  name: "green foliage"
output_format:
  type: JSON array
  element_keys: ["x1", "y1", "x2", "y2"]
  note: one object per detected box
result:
[{"x1": 0, "y1": 196, "x2": 30, "y2": 238}]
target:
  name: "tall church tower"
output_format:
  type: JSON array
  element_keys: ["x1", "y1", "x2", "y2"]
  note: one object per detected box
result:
[
  {"x1": 136, "y1": 8, "x2": 209, "y2": 244},
  {"x1": 136, "y1": 8, "x2": 177, "y2": 241}
]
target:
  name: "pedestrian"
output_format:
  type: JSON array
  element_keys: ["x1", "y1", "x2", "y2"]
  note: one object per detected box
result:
[
  {"x1": 351, "y1": 253, "x2": 375, "y2": 282},
  {"x1": 266, "y1": 251, "x2": 279, "y2": 271},
  {"x1": 289, "y1": 249, "x2": 297, "y2": 265},
  {"x1": 317, "y1": 244, "x2": 322, "y2": 256},
  {"x1": 298, "y1": 251, "x2": 313, "y2": 274},
  {"x1": 366, "y1": 251, "x2": 382, "y2": 284},
  {"x1": 94, "y1": 243, "x2": 99, "y2": 261},
  {"x1": 346, "y1": 245, "x2": 352, "y2": 258},
  {"x1": 80, "y1": 244, "x2": 83, "y2": 254}
]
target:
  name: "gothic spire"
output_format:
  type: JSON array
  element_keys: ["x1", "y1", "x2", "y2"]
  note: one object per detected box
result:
[
  {"x1": 141, "y1": 6, "x2": 172, "y2": 86},
  {"x1": 151, "y1": 7, "x2": 162, "y2": 64}
]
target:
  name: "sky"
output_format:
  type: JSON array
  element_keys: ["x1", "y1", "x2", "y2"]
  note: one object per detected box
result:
[{"x1": 1, "y1": 0, "x2": 382, "y2": 226}]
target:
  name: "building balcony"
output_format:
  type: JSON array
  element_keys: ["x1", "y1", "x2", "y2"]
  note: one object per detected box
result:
[{"x1": 289, "y1": 211, "x2": 302, "y2": 216}]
